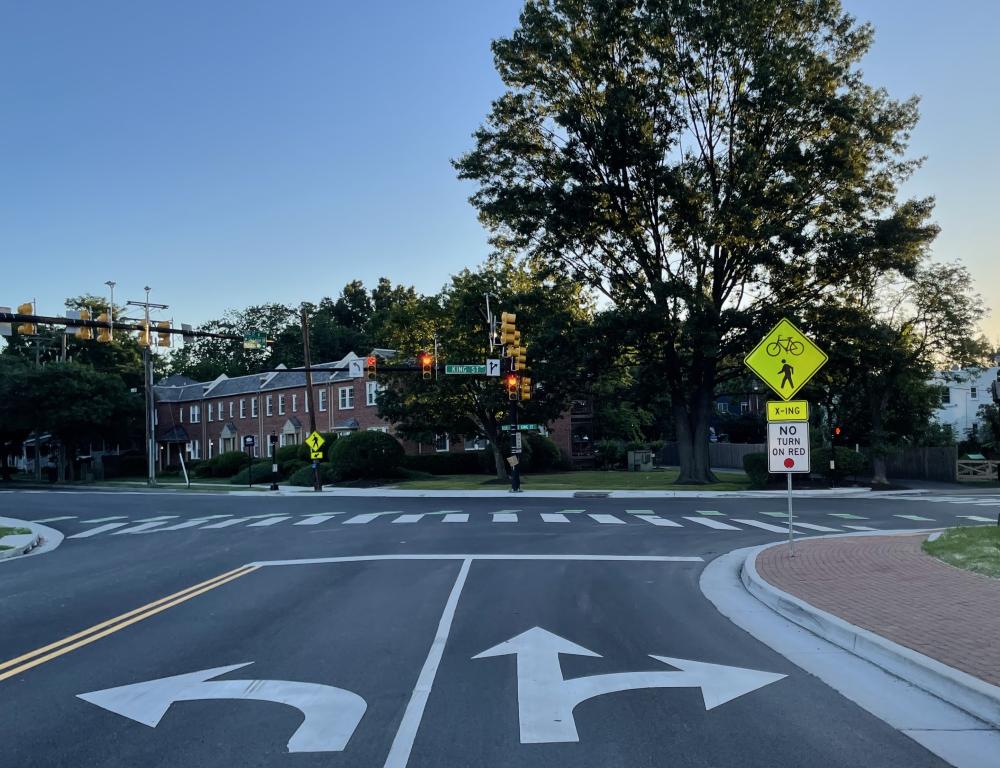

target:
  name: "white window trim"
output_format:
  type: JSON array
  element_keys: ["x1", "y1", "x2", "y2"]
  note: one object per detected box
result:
[
  {"x1": 319, "y1": 390, "x2": 328, "y2": 412},
  {"x1": 434, "y1": 434, "x2": 450, "y2": 453},
  {"x1": 251, "y1": 397, "x2": 258, "y2": 418},
  {"x1": 970, "y1": 387, "x2": 978, "y2": 400},
  {"x1": 229, "y1": 401, "x2": 234, "y2": 418},
  {"x1": 207, "y1": 404, "x2": 213, "y2": 422},
  {"x1": 292, "y1": 394, "x2": 298, "y2": 413},
  {"x1": 278, "y1": 395, "x2": 285, "y2": 415},
  {"x1": 339, "y1": 386, "x2": 354, "y2": 410},
  {"x1": 190, "y1": 405, "x2": 200, "y2": 423},
  {"x1": 463, "y1": 436, "x2": 486, "y2": 451},
  {"x1": 266, "y1": 394, "x2": 273, "y2": 416},
  {"x1": 218, "y1": 402, "x2": 224, "y2": 420},
  {"x1": 239, "y1": 399, "x2": 246, "y2": 418},
  {"x1": 365, "y1": 381, "x2": 382, "y2": 407}
]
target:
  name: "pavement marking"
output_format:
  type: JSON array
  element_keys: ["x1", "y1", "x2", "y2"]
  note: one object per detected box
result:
[
  {"x1": 958, "y1": 515, "x2": 996, "y2": 523},
  {"x1": 541, "y1": 513, "x2": 570, "y2": 523},
  {"x1": 68, "y1": 522, "x2": 129, "y2": 538},
  {"x1": 696, "y1": 510, "x2": 724, "y2": 516},
  {"x1": 247, "y1": 516, "x2": 292, "y2": 527},
  {"x1": 633, "y1": 515, "x2": 682, "y2": 527},
  {"x1": 112, "y1": 521, "x2": 168, "y2": 535},
  {"x1": 682, "y1": 516, "x2": 740, "y2": 530},
  {"x1": 492, "y1": 513, "x2": 518, "y2": 523},
  {"x1": 81, "y1": 516, "x2": 129, "y2": 523},
  {"x1": 201, "y1": 517, "x2": 252, "y2": 529},
  {"x1": 252, "y1": 554, "x2": 705, "y2": 567},
  {"x1": 559, "y1": 509, "x2": 585, "y2": 514},
  {"x1": 588, "y1": 514, "x2": 626, "y2": 525},
  {"x1": 344, "y1": 513, "x2": 381, "y2": 525},
  {"x1": 792, "y1": 522, "x2": 841, "y2": 532},
  {"x1": 843, "y1": 525, "x2": 878, "y2": 531},
  {"x1": 496, "y1": 509, "x2": 521, "y2": 513},
  {"x1": 442, "y1": 513, "x2": 469, "y2": 523},
  {"x1": 293, "y1": 514, "x2": 339, "y2": 526},
  {"x1": 32, "y1": 516, "x2": 77, "y2": 523},
  {"x1": 436, "y1": 510, "x2": 463, "y2": 515},
  {"x1": 156, "y1": 519, "x2": 216, "y2": 532},
  {"x1": 893, "y1": 514, "x2": 935, "y2": 522},
  {"x1": 135, "y1": 515, "x2": 179, "y2": 522},
  {"x1": 828, "y1": 513, "x2": 868, "y2": 519},
  {"x1": 732, "y1": 519, "x2": 789, "y2": 533},
  {"x1": 392, "y1": 514, "x2": 424, "y2": 524},
  {"x1": 383, "y1": 559, "x2": 471, "y2": 768},
  {"x1": 759, "y1": 512, "x2": 788, "y2": 518},
  {"x1": 625, "y1": 509, "x2": 653, "y2": 514},
  {"x1": 0, "y1": 565, "x2": 258, "y2": 684}
]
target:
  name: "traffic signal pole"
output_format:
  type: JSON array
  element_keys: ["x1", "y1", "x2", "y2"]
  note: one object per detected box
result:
[{"x1": 300, "y1": 309, "x2": 321, "y2": 492}]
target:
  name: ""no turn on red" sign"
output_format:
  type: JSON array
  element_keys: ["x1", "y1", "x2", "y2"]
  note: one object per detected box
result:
[{"x1": 767, "y1": 421, "x2": 811, "y2": 474}]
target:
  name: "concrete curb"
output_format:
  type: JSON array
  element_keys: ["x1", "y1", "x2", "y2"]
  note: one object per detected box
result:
[
  {"x1": 741, "y1": 536, "x2": 1000, "y2": 729},
  {"x1": 0, "y1": 516, "x2": 64, "y2": 563},
  {"x1": 0, "y1": 530, "x2": 40, "y2": 560}
]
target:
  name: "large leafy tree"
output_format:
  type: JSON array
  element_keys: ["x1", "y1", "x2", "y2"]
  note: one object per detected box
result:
[{"x1": 456, "y1": 0, "x2": 933, "y2": 482}]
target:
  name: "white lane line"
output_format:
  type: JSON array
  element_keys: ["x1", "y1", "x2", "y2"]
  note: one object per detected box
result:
[
  {"x1": 588, "y1": 513, "x2": 626, "y2": 525},
  {"x1": 633, "y1": 514, "x2": 683, "y2": 527},
  {"x1": 344, "y1": 513, "x2": 381, "y2": 525},
  {"x1": 294, "y1": 515, "x2": 339, "y2": 525},
  {"x1": 81, "y1": 516, "x2": 129, "y2": 523},
  {"x1": 492, "y1": 513, "x2": 518, "y2": 523},
  {"x1": 134, "y1": 516, "x2": 179, "y2": 522},
  {"x1": 682, "y1": 516, "x2": 740, "y2": 530},
  {"x1": 958, "y1": 515, "x2": 996, "y2": 522},
  {"x1": 442, "y1": 514, "x2": 468, "y2": 523},
  {"x1": 792, "y1": 522, "x2": 841, "y2": 532},
  {"x1": 945, "y1": 499, "x2": 990, "y2": 505},
  {"x1": 393, "y1": 514, "x2": 424, "y2": 524},
  {"x1": 893, "y1": 514, "x2": 935, "y2": 522},
  {"x1": 733, "y1": 519, "x2": 789, "y2": 533},
  {"x1": 33, "y1": 516, "x2": 77, "y2": 523},
  {"x1": 383, "y1": 559, "x2": 471, "y2": 768},
  {"x1": 112, "y1": 521, "x2": 168, "y2": 535},
  {"x1": 201, "y1": 517, "x2": 251, "y2": 529},
  {"x1": 541, "y1": 513, "x2": 570, "y2": 523},
  {"x1": 843, "y1": 525, "x2": 878, "y2": 531},
  {"x1": 68, "y1": 522, "x2": 129, "y2": 538},
  {"x1": 247, "y1": 516, "x2": 292, "y2": 527}
]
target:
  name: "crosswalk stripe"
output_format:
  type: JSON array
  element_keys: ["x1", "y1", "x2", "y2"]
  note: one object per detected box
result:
[
  {"x1": 135, "y1": 516, "x2": 179, "y2": 522},
  {"x1": 844, "y1": 525, "x2": 878, "y2": 531},
  {"x1": 113, "y1": 522, "x2": 167, "y2": 535},
  {"x1": 946, "y1": 499, "x2": 989, "y2": 505},
  {"x1": 625, "y1": 509, "x2": 653, "y2": 514},
  {"x1": 759, "y1": 512, "x2": 788, "y2": 518},
  {"x1": 32, "y1": 516, "x2": 77, "y2": 523},
  {"x1": 696, "y1": 510, "x2": 724, "y2": 516},
  {"x1": 68, "y1": 522, "x2": 128, "y2": 538},
  {"x1": 393, "y1": 514, "x2": 424, "y2": 524},
  {"x1": 344, "y1": 513, "x2": 380, "y2": 525},
  {"x1": 829, "y1": 513, "x2": 868, "y2": 519},
  {"x1": 200, "y1": 518, "x2": 249, "y2": 529},
  {"x1": 158, "y1": 519, "x2": 214, "y2": 531},
  {"x1": 247, "y1": 516, "x2": 291, "y2": 527},
  {"x1": 588, "y1": 514, "x2": 625, "y2": 525},
  {"x1": 792, "y1": 522, "x2": 841, "y2": 532},
  {"x1": 733, "y1": 519, "x2": 788, "y2": 533},
  {"x1": 560, "y1": 509, "x2": 585, "y2": 514},
  {"x1": 541, "y1": 513, "x2": 570, "y2": 523},
  {"x1": 972, "y1": 502, "x2": 1000, "y2": 507},
  {"x1": 492, "y1": 513, "x2": 518, "y2": 523},
  {"x1": 442, "y1": 513, "x2": 468, "y2": 523},
  {"x1": 294, "y1": 515, "x2": 338, "y2": 525},
  {"x1": 958, "y1": 515, "x2": 996, "y2": 522},
  {"x1": 634, "y1": 515, "x2": 682, "y2": 527},
  {"x1": 82, "y1": 516, "x2": 128, "y2": 523},
  {"x1": 683, "y1": 516, "x2": 739, "y2": 530},
  {"x1": 893, "y1": 514, "x2": 934, "y2": 522}
]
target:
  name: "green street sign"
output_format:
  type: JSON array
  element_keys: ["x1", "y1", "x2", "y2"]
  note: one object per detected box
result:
[
  {"x1": 501, "y1": 424, "x2": 539, "y2": 431},
  {"x1": 243, "y1": 331, "x2": 267, "y2": 350},
  {"x1": 445, "y1": 364, "x2": 487, "y2": 375}
]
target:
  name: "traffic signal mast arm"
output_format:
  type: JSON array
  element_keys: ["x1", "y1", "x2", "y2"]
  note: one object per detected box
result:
[{"x1": 0, "y1": 310, "x2": 242, "y2": 342}]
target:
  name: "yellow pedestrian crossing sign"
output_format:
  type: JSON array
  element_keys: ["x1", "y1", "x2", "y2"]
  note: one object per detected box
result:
[
  {"x1": 304, "y1": 431, "x2": 326, "y2": 452},
  {"x1": 745, "y1": 318, "x2": 827, "y2": 401}
]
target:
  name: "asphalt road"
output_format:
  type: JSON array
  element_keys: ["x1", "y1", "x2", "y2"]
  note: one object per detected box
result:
[{"x1": 2, "y1": 488, "x2": 994, "y2": 767}]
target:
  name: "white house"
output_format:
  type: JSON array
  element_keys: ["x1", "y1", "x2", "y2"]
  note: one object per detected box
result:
[{"x1": 931, "y1": 362, "x2": 1000, "y2": 439}]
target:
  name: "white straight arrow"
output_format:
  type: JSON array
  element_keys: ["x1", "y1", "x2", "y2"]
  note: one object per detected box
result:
[
  {"x1": 77, "y1": 662, "x2": 366, "y2": 753},
  {"x1": 474, "y1": 627, "x2": 785, "y2": 743}
]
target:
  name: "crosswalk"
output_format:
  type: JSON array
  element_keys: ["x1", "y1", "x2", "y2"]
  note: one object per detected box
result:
[{"x1": 42, "y1": 503, "x2": 993, "y2": 541}]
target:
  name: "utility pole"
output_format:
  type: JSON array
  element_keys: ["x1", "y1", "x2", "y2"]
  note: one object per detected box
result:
[
  {"x1": 301, "y1": 308, "x2": 321, "y2": 492},
  {"x1": 126, "y1": 288, "x2": 168, "y2": 488}
]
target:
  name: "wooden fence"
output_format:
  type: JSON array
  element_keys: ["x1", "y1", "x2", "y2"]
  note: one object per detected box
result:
[
  {"x1": 957, "y1": 460, "x2": 999, "y2": 482},
  {"x1": 882, "y1": 446, "x2": 958, "y2": 483},
  {"x1": 657, "y1": 442, "x2": 766, "y2": 470}
]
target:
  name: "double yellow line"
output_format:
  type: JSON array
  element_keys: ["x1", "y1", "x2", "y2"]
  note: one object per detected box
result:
[{"x1": 0, "y1": 564, "x2": 258, "y2": 683}]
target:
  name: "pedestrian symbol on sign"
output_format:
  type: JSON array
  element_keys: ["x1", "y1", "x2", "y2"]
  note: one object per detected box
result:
[{"x1": 779, "y1": 359, "x2": 794, "y2": 390}]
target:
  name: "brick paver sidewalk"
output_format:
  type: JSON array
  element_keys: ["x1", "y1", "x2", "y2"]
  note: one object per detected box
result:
[{"x1": 756, "y1": 533, "x2": 1000, "y2": 687}]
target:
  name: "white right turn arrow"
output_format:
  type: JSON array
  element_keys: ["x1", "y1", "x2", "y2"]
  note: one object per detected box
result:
[{"x1": 474, "y1": 627, "x2": 786, "y2": 743}]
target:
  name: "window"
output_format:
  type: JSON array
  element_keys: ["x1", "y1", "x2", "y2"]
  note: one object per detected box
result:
[
  {"x1": 251, "y1": 397, "x2": 258, "y2": 418},
  {"x1": 319, "y1": 390, "x2": 328, "y2": 412},
  {"x1": 179, "y1": 407, "x2": 184, "y2": 424},
  {"x1": 229, "y1": 401, "x2": 234, "y2": 419},
  {"x1": 207, "y1": 404, "x2": 213, "y2": 422},
  {"x1": 463, "y1": 436, "x2": 486, "y2": 451},
  {"x1": 218, "y1": 402, "x2": 224, "y2": 421},
  {"x1": 187, "y1": 439, "x2": 201, "y2": 460},
  {"x1": 292, "y1": 394, "x2": 298, "y2": 412},
  {"x1": 970, "y1": 386, "x2": 978, "y2": 400},
  {"x1": 338, "y1": 386, "x2": 354, "y2": 410},
  {"x1": 434, "y1": 433, "x2": 449, "y2": 452},
  {"x1": 716, "y1": 402, "x2": 729, "y2": 414},
  {"x1": 208, "y1": 439, "x2": 214, "y2": 459},
  {"x1": 239, "y1": 399, "x2": 246, "y2": 419},
  {"x1": 190, "y1": 405, "x2": 201, "y2": 423},
  {"x1": 368, "y1": 426, "x2": 389, "y2": 434},
  {"x1": 365, "y1": 381, "x2": 382, "y2": 407},
  {"x1": 278, "y1": 394, "x2": 285, "y2": 415},
  {"x1": 941, "y1": 388, "x2": 951, "y2": 405},
  {"x1": 266, "y1": 395, "x2": 273, "y2": 416},
  {"x1": 740, "y1": 402, "x2": 750, "y2": 414}
]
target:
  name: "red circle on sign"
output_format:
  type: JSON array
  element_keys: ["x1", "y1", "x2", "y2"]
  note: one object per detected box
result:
[{"x1": 783, "y1": 458, "x2": 795, "y2": 469}]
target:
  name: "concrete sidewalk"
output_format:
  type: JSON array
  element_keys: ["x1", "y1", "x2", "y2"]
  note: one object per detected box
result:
[{"x1": 747, "y1": 532, "x2": 1000, "y2": 728}]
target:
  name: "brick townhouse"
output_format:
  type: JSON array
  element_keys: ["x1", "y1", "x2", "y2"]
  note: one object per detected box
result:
[{"x1": 153, "y1": 351, "x2": 577, "y2": 468}]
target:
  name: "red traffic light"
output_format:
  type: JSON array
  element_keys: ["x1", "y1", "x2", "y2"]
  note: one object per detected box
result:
[
  {"x1": 366, "y1": 356, "x2": 376, "y2": 367},
  {"x1": 834, "y1": 426, "x2": 842, "y2": 436}
]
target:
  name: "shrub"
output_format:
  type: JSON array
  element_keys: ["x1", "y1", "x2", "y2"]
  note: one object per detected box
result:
[
  {"x1": 103, "y1": 453, "x2": 146, "y2": 478},
  {"x1": 743, "y1": 452, "x2": 769, "y2": 489},
  {"x1": 191, "y1": 458, "x2": 215, "y2": 478},
  {"x1": 403, "y1": 452, "x2": 486, "y2": 475},
  {"x1": 229, "y1": 461, "x2": 280, "y2": 485},
  {"x1": 593, "y1": 440, "x2": 626, "y2": 470},
  {"x1": 289, "y1": 463, "x2": 326, "y2": 486},
  {"x1": 813, "y1": 447, "x2": 867, "y2": 479},
  {"x1": 525, "y1": 433, "x2": 562, "y2": 473},
  {"x1": 213, "y1": 450, "x2": 249, "y2": 478},
  {"x1": 327, "y1": 431, "x2": 404, "y2": 481},
  {"x1": 281, "y1": 459, "x2": 309, "y2": 478},
  {"x1": 275, "y1": 445, "x2": 300, "y2": 465}
]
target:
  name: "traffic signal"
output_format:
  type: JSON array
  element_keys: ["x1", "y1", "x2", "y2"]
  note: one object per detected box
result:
[
  {"x1": 513, "y1": 343, "x2": 527, "y2": 372},
  {"x1": 78, "y1": 309, "x2": 93, "y2": 340},
  {"x1": 505, "y1": 374, "x2": 518, "y2": 401},
  {"x1": 16, "y1": 302, "x2": 35, "y2": 335},
  {"x1": 499, "y1": 312, "x2": 517, "y2": 348},
  {"x1": 519, "y1": 376, "x2": 532, "y2": 401},
  {"x1": 366, "y1": 355, "x2": 377, "y2": 379},
  {"x1": 137, "y1": 322, "x2": 151, "y2": 347},
  {"x1": 96, "y1": 313, "x2": 112, "y2": 343},
  {"x1": 419, "y1": 351, "x2": 433, "y2": 380},
  {"x1": 157, "y1": 321, "x2": 171, "y2": 347}
]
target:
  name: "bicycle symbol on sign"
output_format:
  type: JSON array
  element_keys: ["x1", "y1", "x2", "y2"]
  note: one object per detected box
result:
[{"x1": 765, "y1": 336, "x2": 804, "y2": 357}]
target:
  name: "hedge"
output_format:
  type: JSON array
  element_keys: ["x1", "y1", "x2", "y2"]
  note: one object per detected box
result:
[
  {"x1": 743, "y1": 453, "x2": 769, "y2": 489},
  {"x1": 288, "y1": 463, "x2": 337, "y2": 486},
  {"x1": 327, "y1": 431, "x2": 404, "y2": 481},
  {"x1": 213, "y1": 450, "x2": 250, "y2": 478},
  {"x1": 812, "y1": 447, "x2": 867, "y2": 479},
  {"x1": 402, "y1": 452, "x2": 487, "y2": 475},
  {"x1": 229, "y1": 462, "x2": 280, "y2": 485}
]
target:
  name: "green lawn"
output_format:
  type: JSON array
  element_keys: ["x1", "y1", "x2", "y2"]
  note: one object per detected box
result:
[
  {"x1": 923, "y1": 526, "x2": 1000, "y2": 579},
  {"x1": 390, "y1": 468, "x2": 750, "y2": 491},
  {"x1": 0, "y1": 526, "x2": 31, "y2": 551}
]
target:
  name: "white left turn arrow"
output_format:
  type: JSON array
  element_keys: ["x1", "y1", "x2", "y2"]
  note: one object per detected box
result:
[{"x1": 77, "y1": 662, "x2": 366, "y2": 753}]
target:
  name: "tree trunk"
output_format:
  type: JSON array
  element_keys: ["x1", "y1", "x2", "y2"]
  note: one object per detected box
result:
[
  {"x1": 673, "y1": 392, "x2": 717, "y2": 484},
  {"x1": 870, "y1": 392, "x2": 890, "y2": 486},
  {"x1": 478, "y1": 417, "x2": 507, "y2": 482}
]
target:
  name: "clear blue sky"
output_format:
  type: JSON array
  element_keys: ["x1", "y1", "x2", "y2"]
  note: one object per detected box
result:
[{"x1": 2, "y1": 1, "x2": 997, "y2": 340}]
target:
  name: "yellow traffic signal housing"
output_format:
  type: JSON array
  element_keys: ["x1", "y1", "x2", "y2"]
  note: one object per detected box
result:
[
  {"x1": 78, "y1": 309, "x2": 93, "y2": 340},
  {"x1": 96, "y1": 313, "x2": 112, "y2": 343},
  {"x1": 138, "y1": 322, "x2": 151, "y2": 347},
  {"x1": 366, "y1": 355, "x2": 377, "y2": 380},
  {"x1": 505, "y1": 374, "x2": 519, "y2": 401},
  {"x1": 16, "y1": 302, "x2": 36, "y2": 335},
  {"x1": 419, "y1": 351, "x2": 433, "y2": 380},
  {"x1": 499, "y1": 312, "x2": 517, "y2": 347},
  {"x1": 520, "y1": 376, "x2": 532, "y2": 401},
  {"x1": 157, "y1": 321, "x2": 171, "y2": 347},
  {"x1": 513, "y1": 344, "x2": 527, "y2": 372}
]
